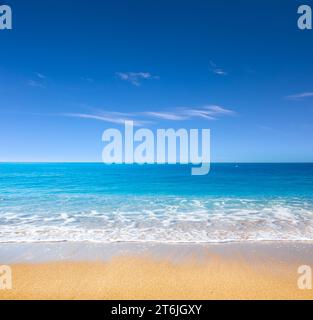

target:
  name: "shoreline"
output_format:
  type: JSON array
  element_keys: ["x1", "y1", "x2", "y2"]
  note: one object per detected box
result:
[
  {"x1": 1, "y1": 241, "x2": 313, "y2": 299},
  {"x1": 1, "y1": 240, "x2": 313, "y2": 263}
]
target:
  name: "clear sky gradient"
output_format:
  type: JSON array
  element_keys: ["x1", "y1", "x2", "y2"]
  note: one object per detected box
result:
[{"x1": 1, "y1": 0, "x2": 313, "y2": 162}]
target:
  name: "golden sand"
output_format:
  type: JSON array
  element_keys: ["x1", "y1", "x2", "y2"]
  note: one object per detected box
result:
[{"x1": 1, "y1": 254, "x2": 312, "y2": 300}]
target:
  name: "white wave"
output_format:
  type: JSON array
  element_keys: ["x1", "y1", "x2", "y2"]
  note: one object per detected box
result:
[{"x1": 1, "y1": 196, "x2": 313, "y2": 243}]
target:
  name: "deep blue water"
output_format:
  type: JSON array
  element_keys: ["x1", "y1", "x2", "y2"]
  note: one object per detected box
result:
[{"x1": 0, "y1": 163, "x2": 313, "y2": 242}]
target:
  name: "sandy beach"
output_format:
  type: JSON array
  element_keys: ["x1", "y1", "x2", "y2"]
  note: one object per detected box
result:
[{"x1": 0, "y1": 242, "x2": 313, "y2": 300}]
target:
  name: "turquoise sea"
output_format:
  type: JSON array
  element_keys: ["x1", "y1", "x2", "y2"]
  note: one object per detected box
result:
[{"x1": 0, "y1": 163, "x2": 313, "y2": 243}]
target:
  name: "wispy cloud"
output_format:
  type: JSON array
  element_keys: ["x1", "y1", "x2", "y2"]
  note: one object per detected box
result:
[
  {"x1": 116, "y1": 72, "x2": 159, "y2": 86},
  {"x1": 61, "y1": 111, "x2": 147, "y2": 126},
  {"x1": 203, "y1": 105, "x2": 235, "y2": 115},
  {"x1": 80, "y1": 76, "x2": 94, "y2": 83},
  {"x1": 58, "y1": 105, "x2": 235, "y2": 126},
  {"x1": 209, "y1": 61, "x2": 228, "y2": 76},
  {"x1": 285, "y1": 92, "x2": 313, "y2": 100},
  {"x1": 27, "y1": 79, "x2": 45, "y2": 88},
  {"x1": 27, "y1": 73, "x2": 47, "y2": 88},
  {"x1": 143, "y1": 112, "x2": 188, "y2": 121},
  {"x1": 36, "y1": 72, "x2": 46, "y2": 79},
  {"x1": 36, "y1": 72, "x2": 47, "y2": 79},
  {"x1": 143, "y1": 105, "x2": 235, "y2": 121}
]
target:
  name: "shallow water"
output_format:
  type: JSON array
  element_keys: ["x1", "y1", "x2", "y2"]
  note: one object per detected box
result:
[{"x1": 0, "y1": 163, "x2": 313, "y2": 243}]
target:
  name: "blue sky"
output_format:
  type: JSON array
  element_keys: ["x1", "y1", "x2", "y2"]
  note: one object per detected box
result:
[{"x1": 0, "y1": 0, "x2": 313, "y2": 162}]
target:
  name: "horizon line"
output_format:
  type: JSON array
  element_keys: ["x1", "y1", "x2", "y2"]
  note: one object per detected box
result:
[{"x1": 0, "y1": 161, "x2": 313, "y2": 164}]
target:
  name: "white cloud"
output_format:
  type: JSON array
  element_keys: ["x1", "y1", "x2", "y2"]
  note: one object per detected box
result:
[
  {"x1": 285, "y1": 92, "x2": 313, "y2": 100},
  {"x1": 116, "y1": 72, "x2": 159, "y2": 86},
  {"x1": 27, "y1": 79, "x2": 45, "y2": 88},
  {"x1": 28, "y1": 73, "x2": 47, "y2": 88},
  {"x1": 59, "y1": 105, "x2": 235, "y2": 126},
  {"x1": 213, "y1": 69, "x2": 227, "y2": 76},
  {"x1": 143, "y1": 105, "x2": 235, "y2": 121},
  {"x1": 203, "y1": 105, "x2": 235, "y2": 115},
  {"x1": 181, "y1": 108, "x2": 216, "y2": 120},
  {"x1": 62, "y1": 111, "x2": 146, "y2": 126},
  {"x1": 36, "y1": 73, "x2": 46, "y2": 79},
  {"x1": 81, "y1": 77, "x2": 94, "y2": 83},
  {"x1": 209, "y1": 61, "x2": 228, "y2": 76},
  {"x1": 143, "y1": 111, "x2": 188, "y2": 121}
]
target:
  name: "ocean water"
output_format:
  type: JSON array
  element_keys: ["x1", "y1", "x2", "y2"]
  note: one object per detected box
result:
[{"x1": 0, "y1": 163, "x2": 313, "y2": 243}]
